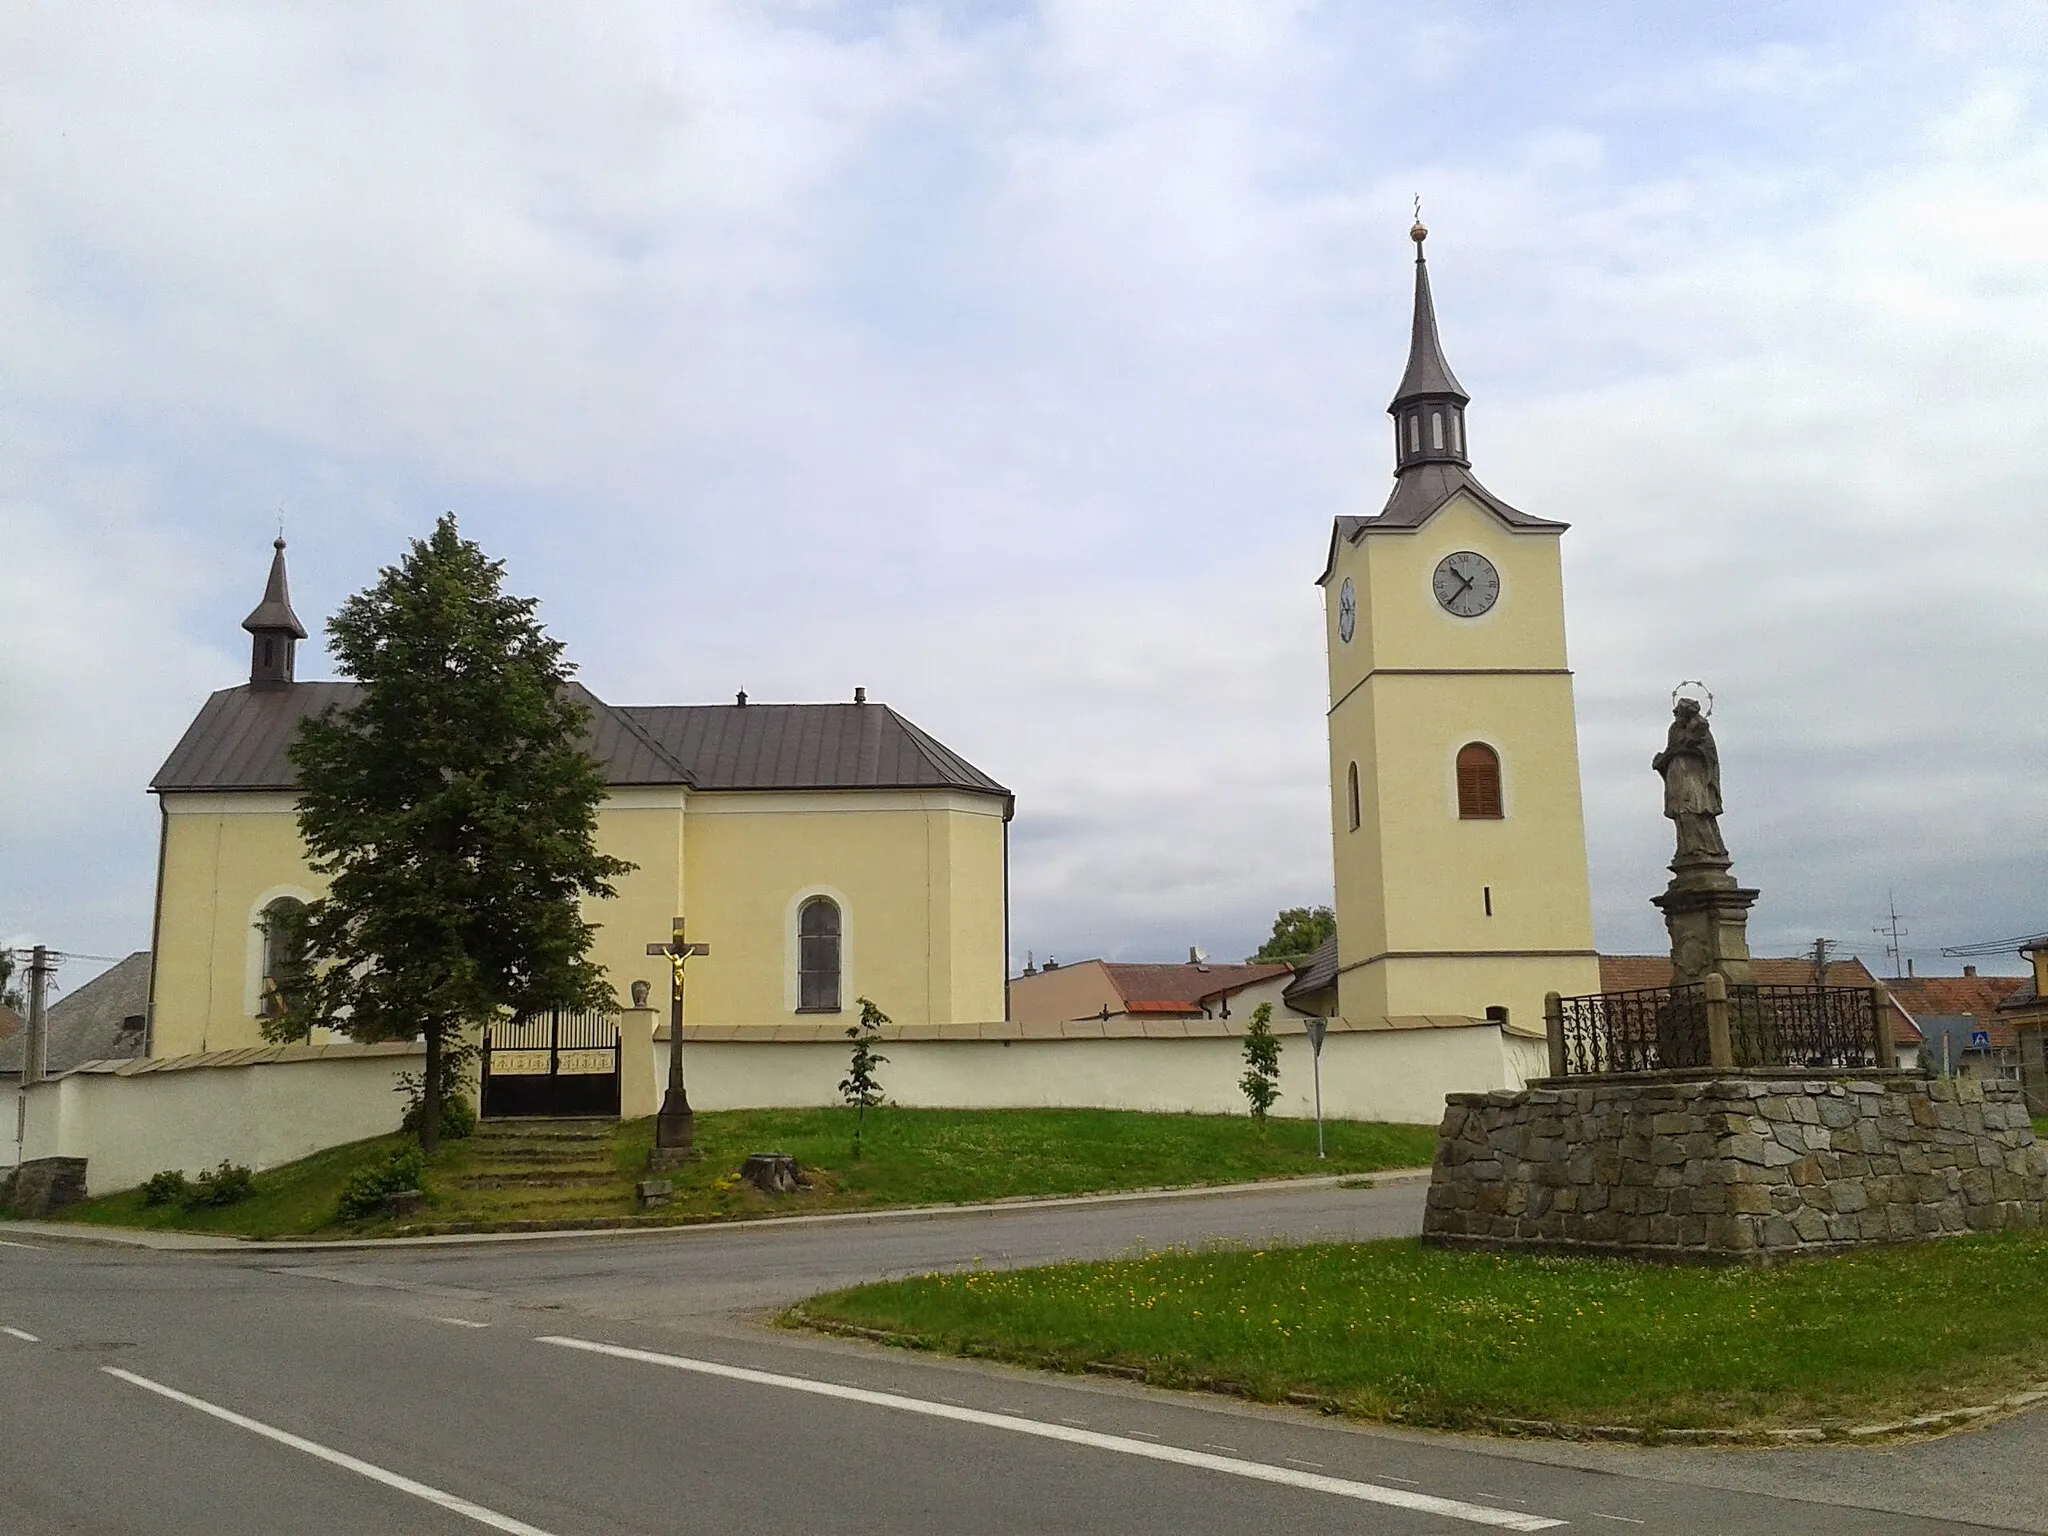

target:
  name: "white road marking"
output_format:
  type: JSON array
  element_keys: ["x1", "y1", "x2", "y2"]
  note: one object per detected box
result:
[
  {"x1": 1283, "y1": 1457, "x2": 1323, "y2": 1470},
  {"x1": 537, "y1": 1336, "x2": 1566, "y2": 1532},
  {"x1": 0, "y1": 1239, "x2": 44, "y2": 1250},
  {"x1": 1202, "y1": 1443, "x2": 1240, "y2": 1454},
  {"x1": 1591, "y1": 1515, "x2": 1646, "y2": 1525},
  {"x1": 433, "y1": 1317, "x2": 491, "y2": 1328},
  {"x1": 101, "y1": 1368, "x2": 560, "y2": 1536},
  {"x1": 3, "y1": 1326, "x2": 40, "y2": 1342}
]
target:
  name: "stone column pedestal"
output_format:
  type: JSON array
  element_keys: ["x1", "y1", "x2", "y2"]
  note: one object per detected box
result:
[{"x1": 1651, "y1": 856, "x2": 1759, "y2": 990}]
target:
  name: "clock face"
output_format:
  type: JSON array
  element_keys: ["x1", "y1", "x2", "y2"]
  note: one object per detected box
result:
[
  {"x1": 1337, "y1": 578, "x2": 1356, "y2": 643},
  {"x1": 1432, "y1": 551, "x2": 1500, "y2": 617}
]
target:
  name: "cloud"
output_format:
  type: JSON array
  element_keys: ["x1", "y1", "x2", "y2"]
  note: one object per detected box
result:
[{"x1": 4, "y1": 2, "x2": 2047, "y2": 988}]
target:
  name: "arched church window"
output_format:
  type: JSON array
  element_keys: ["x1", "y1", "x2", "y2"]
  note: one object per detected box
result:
[
  {"x1": 1431, "y1": 411, "x2": 1444, "y2": 450},
  {"x1": 1450, "y1": 413, "x2": 1462, "y2": 455},
  {"x1": 798, "y1": 897, "x2": 842, "y2": 1012},
  {"x1": 1456, "y1": 743, "x2": 1503, "y2": 820},
  {"x1": 1407, "y1": 412, "x2": 1421, "y2": 453},
  {"x1": 1347, "y1": 762, "x2": 1361, "y2": 831},
  {"x1": 258, "y1": 897, "x2": 308, "y2": 1017}
]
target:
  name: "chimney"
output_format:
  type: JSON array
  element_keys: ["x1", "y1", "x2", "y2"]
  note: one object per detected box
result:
[
  {"x1": 853, "y1": 686, "x2": 866, "y2": 705},
  {"x1": 1964, "y1": 964, "x2": 1977, "y2": 978},
  {"x1": 736, "y1": 689, "x2": 748, "y2": 706},
  {"x1": 1906, "y1": 958, "x2": 1915, "y2": 977}
]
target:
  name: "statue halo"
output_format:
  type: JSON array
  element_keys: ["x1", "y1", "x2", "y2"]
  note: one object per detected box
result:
[{"x1": 1670, "y1": 680, "x2": 1714, "y2": 717}]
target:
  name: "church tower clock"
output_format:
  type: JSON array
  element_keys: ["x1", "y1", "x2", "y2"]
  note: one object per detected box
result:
[{"x1": 1318, "y1": 224, "x2": 1600, "y2": 1032}]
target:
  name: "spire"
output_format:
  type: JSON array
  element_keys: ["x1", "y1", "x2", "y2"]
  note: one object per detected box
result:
[
  {"x1": 1387, "y1": 220, "x2": 1472, "y2": 474},
  {"x1": 242, "y1": 537, "x2": 307, "y2": 687}
]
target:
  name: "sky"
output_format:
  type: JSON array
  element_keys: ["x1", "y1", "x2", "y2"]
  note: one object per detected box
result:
[{"x1": 5, "y1": 1, "x2": 2047, "y2": 995}]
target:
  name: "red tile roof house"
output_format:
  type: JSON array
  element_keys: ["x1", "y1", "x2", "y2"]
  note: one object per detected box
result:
[
  {"x1": 1007, "y1": 956, "x2": 1303, "y2": 1028},
  {"x1": 1887, "y1": 968, "x2": 2031, "y2": 1083}
]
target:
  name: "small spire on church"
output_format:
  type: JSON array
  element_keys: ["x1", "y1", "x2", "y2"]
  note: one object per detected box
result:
[
  {"x1": 242, "y1": 536, "x2": 308, "y2": 687},
  {"x1": 1388, "y1": 219, "x2": 1472, "y2": 473}
]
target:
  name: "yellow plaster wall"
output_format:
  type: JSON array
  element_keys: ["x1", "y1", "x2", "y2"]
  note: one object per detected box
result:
[
  {"x1": 150, "y1": 795, "x2": 325, "y2": 1059},
  {"x1": 675, "y1": 791, "x2": 1007, "y2": 1027},
  {"x1": 1323, "y1": 490, "x2": 1599, "y2": 1035},
  {"x1": 148, "y1": 785, "x2": 1008, "y2": 1057}
]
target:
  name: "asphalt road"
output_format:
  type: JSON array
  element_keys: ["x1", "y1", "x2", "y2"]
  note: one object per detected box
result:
[{"x1": 2, "y1": 1179, "x2": 2039, "y2": 1535}]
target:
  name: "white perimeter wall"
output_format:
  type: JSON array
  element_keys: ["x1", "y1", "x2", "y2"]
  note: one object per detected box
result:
[
  {"x1": 657, "y1": 1024, "x2": 1530, "y2": 1127},
  {"x1": 11, "y1": 1026, "x2": 1538, "y2": 1198},
  {"x1": 16, "y1": 1049, "x2": 424, "y2": 1196}
]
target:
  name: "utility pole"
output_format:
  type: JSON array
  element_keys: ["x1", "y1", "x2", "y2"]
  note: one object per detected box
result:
[
  {"x1": 14, "y1": 944, "x2": 54, "y2": 1164},
  {"x1": 1873, "y1": 891, "x2": 1910, "y2": 979},
  {"x1": 1810, "y1": 936, "x2": 1837, "y2": 989},
  {"x1": 24, "y1": 945, "x2": 52, "y2": 1086}
]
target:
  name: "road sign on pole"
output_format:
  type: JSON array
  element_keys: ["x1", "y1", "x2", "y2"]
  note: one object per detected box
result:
[{"x1": 1304, "y1": 1018, "x2": 1328, "y2": 1159}]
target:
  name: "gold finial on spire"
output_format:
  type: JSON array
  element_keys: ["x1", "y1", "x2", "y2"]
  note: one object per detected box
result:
[{"x1": 1411, "y1": 195, "x2": 1426, "y2": 244}]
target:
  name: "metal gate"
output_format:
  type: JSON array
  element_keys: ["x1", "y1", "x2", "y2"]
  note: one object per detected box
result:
[{"x1": 480, "y1": 1009, "x2": 621, "y2": 1119}]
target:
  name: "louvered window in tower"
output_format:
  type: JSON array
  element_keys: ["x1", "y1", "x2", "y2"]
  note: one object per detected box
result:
[
  {"x1": 798, "y1": 897, "x2": 842, "y2": 1011},
  {"x1": 1456, "y1": 743, "x2": 1503, "y2": 820}
]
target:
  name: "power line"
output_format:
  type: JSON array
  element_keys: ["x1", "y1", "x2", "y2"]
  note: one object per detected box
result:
[{"x1": 1942, "y1": 931, "x2": 2048, "y2": 958}]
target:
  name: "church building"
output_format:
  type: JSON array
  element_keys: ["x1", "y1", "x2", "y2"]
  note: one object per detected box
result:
[
  {"x1": 1310, "y1": 223, "x2": 1601, "y2": 1035},
  {"x1": 143, "y1": 542, "x2": 1013, "y2": 1058}
]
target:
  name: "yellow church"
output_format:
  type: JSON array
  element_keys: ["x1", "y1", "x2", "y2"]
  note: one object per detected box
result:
[
  {"x1": 1301, "y1": 222, "x2": 1601, "y2": 1036},
  {"x1": 143, "y1": 542, "x2": 1014, "y2": 1060}
]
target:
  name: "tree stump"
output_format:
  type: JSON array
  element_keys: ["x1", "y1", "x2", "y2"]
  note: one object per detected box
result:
[
  {"x1": 740, "y1": 1153, "x2": 805, "y2": 1195},
  {"x1": 379, "y1": 1188, "x2": 425, "y2": 1220}
]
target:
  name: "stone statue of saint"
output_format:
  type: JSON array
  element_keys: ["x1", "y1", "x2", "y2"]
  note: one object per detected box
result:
[{"x1": 1652, "y1": 697, "x2": 1728, "y2": 864}]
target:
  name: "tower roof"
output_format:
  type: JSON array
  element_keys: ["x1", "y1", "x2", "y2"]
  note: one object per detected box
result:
[
  {"x1": 1388, "y1": 222, "x2": 1467, "y2": 409},
  {"x1": 242, "y1": 537, "x2": 308, "y2": 640}
]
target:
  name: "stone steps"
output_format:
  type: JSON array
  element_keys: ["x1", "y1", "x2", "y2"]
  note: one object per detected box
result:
[{"x1": 460, "y1": 1179, "x2": 618, "y2": 1204}]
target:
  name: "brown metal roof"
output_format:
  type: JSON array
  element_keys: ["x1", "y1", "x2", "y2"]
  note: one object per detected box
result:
[
  {"x1": 152, "y1": 683, "x2": 1007, "y2": 804},
  {"x1": 619, "y1": 702, "x2": 1008, "y2": 800},
  {"x1": 1282, "y1": 933, "x2": 1339, "y2": 1007}
]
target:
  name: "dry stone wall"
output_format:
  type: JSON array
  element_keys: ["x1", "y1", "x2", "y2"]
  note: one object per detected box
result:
[{"x1": 1423, "y1": 1071, "x2": 2047, "y2": 1262}]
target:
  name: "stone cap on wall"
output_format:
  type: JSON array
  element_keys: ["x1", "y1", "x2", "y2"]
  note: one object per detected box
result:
[
  {"x1": 50, "y1": 1040, "x2": 426, "y2": 1078},
  {"x1": 661, "y1": 1013, "x2": 1494, "y2": 1044}
]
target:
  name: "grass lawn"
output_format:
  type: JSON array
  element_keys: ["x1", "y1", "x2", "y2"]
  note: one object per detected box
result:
[
  {"x1": 52, "y1": 1134, "x2": 417, "y2": 1241},
  {"x1": 42, "y1": 1108, "x2": 1437, "y2": 1240},
  {"x1": 793, "y1": 1232, "x2": 2048, "y2": 1435}
]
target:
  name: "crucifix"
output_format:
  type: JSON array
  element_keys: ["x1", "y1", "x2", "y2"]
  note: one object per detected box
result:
[{"x1": 646, "y1": 918, "x2": 710, "y2": 1159}]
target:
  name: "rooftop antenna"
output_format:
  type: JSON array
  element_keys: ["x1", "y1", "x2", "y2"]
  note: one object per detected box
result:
[{"x1": 1874, "y1": 889, "x2": 1910, "y2": 978}]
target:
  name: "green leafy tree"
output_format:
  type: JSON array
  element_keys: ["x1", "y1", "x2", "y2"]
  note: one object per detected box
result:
[
  {"x1": 276, "y1": 514, "x2": 632, "y2": 1151},
  {"x1": 1239, "y1": 1001, "x2": 1281, "y2": 1121},
  {"x1": 840, "y1": 997, "x2": 891, "y2": 1158},
  {"x1": 1250, "y1": 905, "x2": 1335, "y2": 963}
]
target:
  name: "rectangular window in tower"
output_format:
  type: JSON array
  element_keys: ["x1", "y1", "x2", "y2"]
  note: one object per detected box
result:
[
  {"x1": 1450, "y1": 413, "x2": 1462, "y2": 454},
  {"x1": 1347, "y1": 762, "x2": 1361, "y2": 831},
  {"x1": 1431, "y1": 411, "x2": 1444, "y2": 450}
]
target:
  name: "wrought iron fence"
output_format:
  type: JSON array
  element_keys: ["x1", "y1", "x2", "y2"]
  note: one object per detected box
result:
[
  {"x1": 1551, "y1": 981, "x2": 1882, "y2": 1076},
  {"x1": 1741, "y1": 985, "x2": 1884, "y2": 1070},
  {"x1": 1557, "y1": 984, "x2": 1709, "y2": 1075}
]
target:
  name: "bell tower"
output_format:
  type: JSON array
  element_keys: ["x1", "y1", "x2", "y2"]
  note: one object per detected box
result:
[
  {"x1": 1317, "y1": 224, "x2": 1600, "y2": 1032},
  {"x1": 242, "y1": 537, "x2": 307, "y2": 688}
]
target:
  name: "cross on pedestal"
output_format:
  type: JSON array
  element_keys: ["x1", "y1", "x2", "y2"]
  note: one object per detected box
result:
[{"x1": 645, "y1": 918, "x2": 711, "y2": 1161}]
